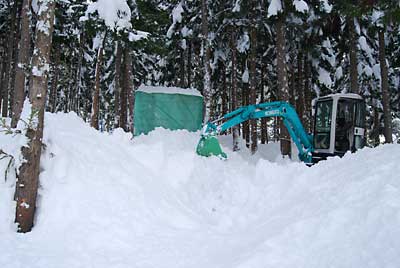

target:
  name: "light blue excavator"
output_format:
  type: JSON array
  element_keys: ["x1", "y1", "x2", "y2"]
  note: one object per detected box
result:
[{"x1": 196, "y1": 93, "x2": 366, "y2": 164}]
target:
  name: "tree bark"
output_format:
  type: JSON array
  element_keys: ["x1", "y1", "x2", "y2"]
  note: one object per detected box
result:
[
  {"x1": 180, "y1": 47, "x2": 185, "y2": 88},
  {"x1": 347, "y1": 16, "x2": 359, "y2": 94},
  {"x1": 303, "y1": 55, "x2": 312, "y2": 132},
  {"x1": 91, "y1": 32, "x2": 107, "y2": 130},
  {"x1": 249, "y1": 14, "x2": 258, "y2": 154},
  {"x1": 296, "y1": 50, "x2": 305, "y2": 126},
  {"x1": 0, "y1": 44, "x2": 5, "y2": 112},
  {"x1": 230, "y1": 27, "x2": 239, "y2": 151},
  {"x1": 260, "y1": 63, "x2": 268, "y2": 144},
  {"x1": 242, "y1": 83, "x2": 250, "y2": 147},
  {"x1": 378, "y1": 29, "x2": 393, "y2": 143},
  {"x1": 11, "y1": 0, "x2": 31, "y2": 128},
  {"x1": 221, "y1": 62, "x2": 228, "y2": 116},
  {"x1": 49, "y1": 47, "x2": 60, "y2": 113},
  {"x1": 74, "y1": 31, "x2": 84, "y2": 116},
  {"x1": 15, "y1": 0, "x2": 55, "y2": 233},
  {"x1": 114, "y1": 41, "x2": 122, "y2": 129},
  {"x1": 201, "y1": 0, "x2": 211, "y2": 123},
  {"x1": 276, "y1": 16, "x2": 291, "y2": 158},
  {"x1": 120, "y1": 46, "x2": 132, "y2": 132},
  {"x1": 2, "y1": 0, "x2": 18, "y2": 117},
  {"x1": 187, "y1": 40, "x2": 192, "y2": 88}
]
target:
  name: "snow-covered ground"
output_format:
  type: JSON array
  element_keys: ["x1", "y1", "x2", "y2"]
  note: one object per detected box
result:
[{"x1": 1, "y1": 112, "x2": 400, "y2": 268}]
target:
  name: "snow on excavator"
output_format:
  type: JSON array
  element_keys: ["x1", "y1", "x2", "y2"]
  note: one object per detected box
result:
[{"x1": 196, "y1": 93, "x2": 366, "y2": 164}]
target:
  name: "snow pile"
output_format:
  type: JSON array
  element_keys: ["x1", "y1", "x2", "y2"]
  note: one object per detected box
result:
[
  {"x1": 1, "y1": 112, "x2": 400, "y2": 268},
  {"x1": 137, "y1": 85, "x2": 202, "y2": 97}
]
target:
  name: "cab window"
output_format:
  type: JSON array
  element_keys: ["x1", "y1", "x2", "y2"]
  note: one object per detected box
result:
[{"x1": 314, "y1": 100, "x2": 333, "y2": 149}]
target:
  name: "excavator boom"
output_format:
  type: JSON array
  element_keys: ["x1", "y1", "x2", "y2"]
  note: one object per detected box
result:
[{"x1": 196, "y1": 101, "x2": 314, "y2": 163}]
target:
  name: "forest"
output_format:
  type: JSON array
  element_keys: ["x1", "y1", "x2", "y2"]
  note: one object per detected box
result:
[
  {"x1": 1, "y1": 1, "x2": 400, "y2": 266},
  {"x1": 1, "y1": 0, "x2": 400, "y2": 230}
]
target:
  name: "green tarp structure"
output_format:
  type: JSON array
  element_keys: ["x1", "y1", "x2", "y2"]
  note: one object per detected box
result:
[{"x1": 134, "y1": 86, "x2": 203, "y2": 136}]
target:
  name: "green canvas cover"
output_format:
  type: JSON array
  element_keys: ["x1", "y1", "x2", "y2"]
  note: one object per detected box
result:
[{"x1": 134, "y1": 86, "x2": 203, "y2": 136}]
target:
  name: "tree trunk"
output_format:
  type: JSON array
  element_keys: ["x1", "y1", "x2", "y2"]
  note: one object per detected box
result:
[
  {"x1": 260, "y1": 63, "x2": 268, "y2": 144},
  {"x1": 2, "y1": 0, "x2": 18, "y2": 117},
  {"x1": 0, "y1": 45, "x2": 5, "y2": 112},
  {"x1": 347, "y1": 16, "x2": 359, "y2": 94},
  {"x1": 180, "y1": 47, "x2": 185, "y2": 88},
  {"x1": 221, "y1": 62, "x2": 228, "y2": 116},
  {"x1": 303, "y1": 55, "x2": 312, "y2": 132},
  {"x1": 230, "y1": 27, "x2": 239, "y2": 151},
  {"x1": 187, "y1": 40, "x2": 192, "y2": 88},
  {"x1": 201, "y1": 0, "x2": 211, "y2": 123},
  {"x1": 114, "y1": 41, "x2": 122, "y2": 129},
  {"x1": 242, "y1": 84, "x2": 250, "y2": 147},
  {"x1": 296, "y1": 50, "x2": 305, "y2": 126},
  {"x1": 378, "y1": 29, "x2": 393, "y2": 143},
  {"x1": 11, "y1": 0, "x2": 31, "y2": 128},
  {"x1": 15, "y1": 0, "x2": 55, "y2": 233},
  {"x1": 276, "y1": 16, "x2": 291, "y2": 158},
  {"x1": 249, "y1": 16, "x2": 257, "y2": 154},
  {"x1": 74, "y1": 31, "x2": 84, "y2": 116},
  {"x1": 91, "y1": 32, "x2": 107, "y2": 130},
  {"x1": 49, "y1": 47, "x2": 60, "y2": 113},
  {"x1": 120, "y1": 46, "x2": 132, "y2": 132}
]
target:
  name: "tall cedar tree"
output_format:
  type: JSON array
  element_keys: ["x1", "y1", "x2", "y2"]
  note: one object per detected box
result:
[{"x1": 15, "y1": 0, "x2": 56, "y2": 233}]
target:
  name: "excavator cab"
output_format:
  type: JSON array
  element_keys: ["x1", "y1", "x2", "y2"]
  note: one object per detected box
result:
[{"x1": 312, "y1": 94, "x2": 366, "y2": 163}]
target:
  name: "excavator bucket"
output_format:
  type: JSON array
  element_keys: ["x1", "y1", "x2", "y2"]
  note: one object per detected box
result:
[{"x1": 196, "y1": 135, "x2": 227, "y2": 159}]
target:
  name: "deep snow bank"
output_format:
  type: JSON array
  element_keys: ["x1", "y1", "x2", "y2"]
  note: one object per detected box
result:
[{"x1": 1, "y1": 112, "x2": 400, "y2": 268}]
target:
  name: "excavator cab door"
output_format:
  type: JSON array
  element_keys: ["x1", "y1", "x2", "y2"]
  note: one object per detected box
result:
[
  {"x1": 312, "y1": 94, "x2": 365, "y2": 163},
  {"x1": 334, "y1": 98, "x2": 366, "y2": 153}
]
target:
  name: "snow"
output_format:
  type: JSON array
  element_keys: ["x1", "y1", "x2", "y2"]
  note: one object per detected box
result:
[
  {"x1": 318, "y1": 67, "x2": 332, "y2": 88},
  {"x1": 359, "y1": 36, "x2": 372, "y2": 56},
  {"x1": 320, "y1": 0, "x2": 332, "y2": 13},
  {"x1": 166, "y1": 2, "x2": 184, "y2": 38},
  {"x1": 293, "y1": 0, "x2": 308, "y2": 13},
  {"x1": 1, "y1": 112, "x2": 400, "y2": 268},
  {"x1": 137, "y1": 85, "x2": 202, "y2": 97},
  {"x1": 267, "y1": 0, "x2": 282, "y2": 18},
  {"x1": 128, "y1": 31, "x2": 149, "y2": 42},
  {"x1": 86, "y1": 0, "x2": 132, "y2": 31},
  {"x1": 232, "y1": 0, "x2": 241, "y2": 12}
]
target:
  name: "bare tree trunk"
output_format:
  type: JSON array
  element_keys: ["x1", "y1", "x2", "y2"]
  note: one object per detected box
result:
[
  {"x1": 230, "y1": 27, "x2": 239, "y2": 151},
  {"x1": 49, "y1": 48, "x2": 60, "y2": 113},
  {"x1": 180, "y1": 47, "x2": 185, "y2": 88},
  {"x1": 91, "y1": 32, "x2": 107, "y2": 130},
  {"x1": 242, "y1": 84, "x2": 250, "y2": 147},
  {"x1": 74, "y1": 31, "x2": 84, "y2": 116},
  {"x1": 276, "y1": 16, "x2": 291, "y2": 158},
  {"x1": 249, "y1": 13, "x2": 257, "y2": 154},
  {"x1": 114, "y1": 41, "x2": 122, "y2": 128},
  {"x1": 296, "y1": 50, "x2": 305, "y2": 125},
  {"x1": 120, "y1": 46, "x2": 131, "y2": 132},
  {"x1": 15, "y1": 0, "x2": 55, "y2": 233},
  {"x1": 347, "y1": 16, "x2": 359, "y2": 94},
  {"x1": 201, "y1": 0, "x2": 211, "y2": 123},
  {"x1": 378, "y1": 29, "x2": 393, "y2": 143},
  {"x1": 11, "y1": 0, "x2": 31, "y2": 127},
  {"x1": 260, "y1": 63, "x2": 268, "y2": 144},
  {"x1": 303, "y1": 55, "x2": 312, "y2": 132},
  {"x1": 187, "y1": 40, "x2": 192, "y2": 88},
  {"x1": 372, "y1": 105, "x2": 380, "y2": 146},
  {"x1": 0, "y1": 44, "x2": 5, "y2": 112},
  {"x1": 2, "y1": 0, "x2": 18, "y2": 117},
  {"x1": 221, "y1": 62, "x2": 228, "y2": 116}
]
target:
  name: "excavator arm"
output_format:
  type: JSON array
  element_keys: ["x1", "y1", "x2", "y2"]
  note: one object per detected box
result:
[{"x1": 197, "y1": 101, "x2": 314, "y2": 163}]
